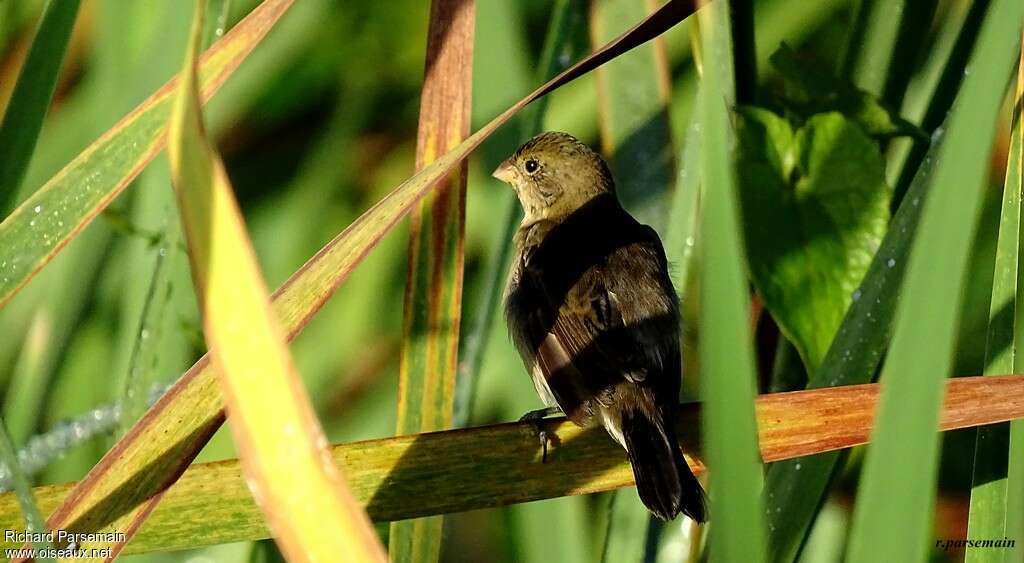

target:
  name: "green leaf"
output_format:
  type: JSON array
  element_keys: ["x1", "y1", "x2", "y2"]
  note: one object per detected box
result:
[
  {"x1": 737, "y1": 109, "x2": 891, "y2": 372},
  {"x1": 965, "y1": 37, "x2": 1023, "y2": 562},
  {"x1": 0, "y1": 0, "x2": 298, "y2": 310},
  {"x1": 0, "y1": 0, "x2": 81, "y2": 214},
  {"x1": 770, "y1": 44, "x2": 926, "y2": 140},
  {"x1": 845, "y1": 0, "x2": 1024, "y2": 560},
  {"x1": 697, "y1": 1, "x2": 766, "y2": 562}
]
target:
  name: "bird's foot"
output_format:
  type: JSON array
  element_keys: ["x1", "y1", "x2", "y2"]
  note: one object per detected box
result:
[{"x1": 518, "y1": 407, "x2": 562, "y2": 463}]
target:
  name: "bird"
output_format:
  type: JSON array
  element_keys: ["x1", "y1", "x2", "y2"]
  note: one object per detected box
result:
[{"x1": 494, "y1": 131, "x2": 706, "y2": 522}]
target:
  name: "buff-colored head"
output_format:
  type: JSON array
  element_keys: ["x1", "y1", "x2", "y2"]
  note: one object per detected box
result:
[{"x1": 492, "y1": 132, "x2": 615, "y2": 222}]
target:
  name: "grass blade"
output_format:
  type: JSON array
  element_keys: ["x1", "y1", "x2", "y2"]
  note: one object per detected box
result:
[
  {"x1": 32, "y1": 0, "x2": 702, "y2": 553},
  {"x1": 843, "y1": 0, "x2": 935, "y2": 103},
  {"x1": 0, "y1": 418, "x2": 53, "y2": 562},
  {"x1": 165, "y1": 1, "x2": 384, "y2": 560},
  {"x1": 845, "y1": 1, "x2": 1024, "y2": 560},
  {"x1": 0, "y1": 0, "x2": 80, "y2": 214},
  {"x1": 3, "y1": 375, "x2": 1021, "y2": 555},
  {"x1": 966, "y1": 30, "x2": 1024, "y2": 563},
  {"x1": 0, "y1": 0, "x2": 297, "y2": 310},
  {"x1": 592, "y1": 0, "x2": 675, "y2": 227},
  {"x1": 600, "y1": 493, "x2": 652, "y2": 563},
  {"x1": 696, "y1": 1, "x2": 766, "y2": 562},
  {"x1": 664, "y1": 82, "x2": 703, "y2": 294},
  {"x1": 391, "y1": 1, "x2": 474, "y2": 561},
  {"x1": 891, "y1": 0, "x2": 991, "y2": 206}
]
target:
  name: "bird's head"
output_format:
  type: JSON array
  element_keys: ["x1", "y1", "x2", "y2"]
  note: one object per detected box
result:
[{"x1": 492, "y1": 131, "x2": 615, "y2": 223}]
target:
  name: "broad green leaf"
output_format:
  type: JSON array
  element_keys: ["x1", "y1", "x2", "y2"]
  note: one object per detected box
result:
[
  {"x1": 966, "y1": 36, "x2": 1024, "y2": 562},
  {"x1": 770, "y1": 44, "x2": 925, "y2": 140},
  {"x1": 5, "y1": 373, "x2": 1021, "y2": 555},
  {"x1": 0, "y1": 0, "x2": 80, "y2": 214},
  {"x1": 0, "y1": 0, "x2": 297, "y2": 310},
  {"x1": 736, "y1": 109, "x2": 891, "y2": 372},
  {"x1": 391, "y1": 0, "x2": 474, "y2": 561},
  {"x1": 697, "y1": 1, "x2": 766, "y2": 562},
  {"x1": 32, "y1": 0, "x2": 701, "y2": 555},
  {"x1": 846, "y1": 0, "x2": 1024, "y2": 560},
  {"x1": 166, "y1": 1, "x2": 384, "y2": 561}
]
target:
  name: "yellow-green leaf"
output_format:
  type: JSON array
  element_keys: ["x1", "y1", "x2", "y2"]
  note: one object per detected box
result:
[
  {"x1": 391, "y1": 1, "x2": 474, "y2": 561},
  {"x1": 164, "y1": 1, "x2": 385, "y2": 561}
]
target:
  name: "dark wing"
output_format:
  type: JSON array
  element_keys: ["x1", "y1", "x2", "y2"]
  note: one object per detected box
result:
[
  {"x1": 507, "y1": 199, "x2": 681, "y2": 422},
  {"x1": 546, "y1": 224, "x2": 680, "y2": 387}
]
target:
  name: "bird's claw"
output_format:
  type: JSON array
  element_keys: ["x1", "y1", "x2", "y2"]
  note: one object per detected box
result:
[{"x1": 518, "y1": 407, "x2": 561, "y2": 463}]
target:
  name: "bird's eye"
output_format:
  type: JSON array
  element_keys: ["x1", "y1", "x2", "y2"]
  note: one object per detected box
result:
[{"x1": 524, "y1": 159, "x2": 540, "y2": 174}]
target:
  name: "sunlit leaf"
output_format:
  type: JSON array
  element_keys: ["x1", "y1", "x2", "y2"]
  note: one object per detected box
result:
[
  {"x1": 736, "y1": 108, "x2": 891, "y2": 372},
  {"x1": 162, "y1": 1, "x2": 385, "y2": 560}
]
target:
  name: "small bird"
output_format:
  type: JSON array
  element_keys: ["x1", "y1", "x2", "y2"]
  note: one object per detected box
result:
[{"x1": 494, "y1": 131, "x2": 706, "y2": 522}]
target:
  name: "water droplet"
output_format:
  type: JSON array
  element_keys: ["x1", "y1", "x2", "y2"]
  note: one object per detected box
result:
[
  {"x1": 795, "y1": 463, "x2": 801, "y2": 470},
  {"x1": 33, "y1": 205, "x2": 41, "y2": 214},
  {"x1": 887, "y1": 258, "x2": 896, "y2": 268},
  {"x1": 852, "y1": 289, "x2": 862, "y2": 302},
  {"x1": 29, "y1": 220, "x2": 35, "y2": 227},
  {"x1": 685, "y1": 236, "x2": 695, "y2": 247}
]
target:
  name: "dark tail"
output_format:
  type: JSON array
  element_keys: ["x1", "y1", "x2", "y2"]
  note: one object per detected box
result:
[{"x1": 621, "y1": 410, "x2": 706, "y2": 522}]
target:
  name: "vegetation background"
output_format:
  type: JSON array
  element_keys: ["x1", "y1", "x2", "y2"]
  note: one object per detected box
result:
[{"x1": 0, "y1": 0, "x2": 1021, "y2": 561}]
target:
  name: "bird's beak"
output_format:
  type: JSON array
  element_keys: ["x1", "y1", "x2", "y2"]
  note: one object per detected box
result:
[{"x1": 492, "y1": 158, "x2": 515, "y2": 185}]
